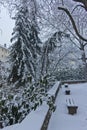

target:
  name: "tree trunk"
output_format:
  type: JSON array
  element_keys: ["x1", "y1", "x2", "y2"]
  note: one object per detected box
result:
[{"x1": 80, "y1": 43, "x2": 87, "y2": 80}]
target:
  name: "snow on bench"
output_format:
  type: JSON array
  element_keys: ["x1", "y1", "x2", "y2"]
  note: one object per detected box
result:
[{"x1": 66, "y1": 97, "x2": 78, "y2": 115}]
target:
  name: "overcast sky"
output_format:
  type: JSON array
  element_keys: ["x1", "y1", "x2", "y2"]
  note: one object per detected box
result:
[{"x1": 0, "y1": 7, "x2": 15, "y2": 47}]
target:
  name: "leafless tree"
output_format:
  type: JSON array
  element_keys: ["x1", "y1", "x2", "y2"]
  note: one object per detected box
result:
[{"x1": 58, "y1": 0, "x2": 87, "y2": 79}]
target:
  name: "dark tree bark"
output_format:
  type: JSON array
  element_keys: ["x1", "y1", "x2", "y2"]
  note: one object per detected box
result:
[
  {"x1": 58, "y1": 7, "x2": 87, "y2": 42},
  {"x1": 73, "y1": 0, "x2": 87, "y2": 10}
]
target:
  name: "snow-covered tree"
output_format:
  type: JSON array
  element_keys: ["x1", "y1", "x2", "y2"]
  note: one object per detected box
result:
[
  {"x1": 28, "y1": 0, "x2": 42, "y2": 81},
  {"x1": 40, "y1": 31, "x2": 78, "y2": 88},
  {"x1": 8, "y1": 0, "x2": 41, "y2": 87},
  {"x1": 8, "y1": 5, "x2": 32, "y2": 87}
]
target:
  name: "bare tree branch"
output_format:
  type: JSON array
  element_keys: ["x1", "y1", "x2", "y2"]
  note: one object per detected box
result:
[
  {"x1": 63, "y1": 22, "x2": 80, "y2": 42},
  {"x1": 83, "y1": 42, "x2": 87, "y2": 46},
  {"x1": 69, "y1": 37, "x2": 80, "y2": 49},
  {"x1": 73, "y1": 0, "x2": 87, "y2": 10},
  {"x1": 71, "y1": 4, "x2": 85, "y2": 14},
  {"x1": 58, "y1": 6, "x2": 87, "y2": 42}
]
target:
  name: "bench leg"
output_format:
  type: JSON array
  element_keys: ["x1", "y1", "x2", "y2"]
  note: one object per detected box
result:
[
  {"x1": 67, "y1": 107, "x2": 78, "y2": 115},
  {"x1": 0, "y1": 121, "x2": 3, "y2": 128}
]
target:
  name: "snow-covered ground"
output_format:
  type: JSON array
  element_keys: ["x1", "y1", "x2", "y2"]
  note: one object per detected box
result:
[
  {"x1": 48, "y1": 83, "x2": 87, "y2": 130},
  {"x1": 3, "y1": 82, "x2": 87, "y2": 130}
]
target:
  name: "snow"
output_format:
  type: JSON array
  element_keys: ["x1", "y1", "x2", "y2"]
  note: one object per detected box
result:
[
  {"x1": 48, "y1": 81, "x2": 60, "y2": 95},
  {"x1": 2, "y1": 81, "x2": 60, "y2": 130},
  {"x1": 48, "y1": 83, "x2": 87, "y2": 130},
  {"x1": 18, "y1": 104, "x2": 48, "y2": 130},
  {"x1": 2, "y1": 103, "x2": 49, "y2": 130},
  {"x1": 3, "y1": 82, "x2": 87, "y2": 130}
]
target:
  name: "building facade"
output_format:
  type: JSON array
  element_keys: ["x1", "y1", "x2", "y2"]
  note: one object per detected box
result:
[{"x1": 0, "y1": 44, "x2": 9, "y2": 62}]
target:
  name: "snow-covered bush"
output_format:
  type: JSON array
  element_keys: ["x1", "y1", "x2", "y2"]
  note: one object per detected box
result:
[
  {"x1": 0, "y1": 78, "x2": 56, "y2": 128},
  {"x1": 56, "y1": 66, "x2": 85, "y2": 81}
]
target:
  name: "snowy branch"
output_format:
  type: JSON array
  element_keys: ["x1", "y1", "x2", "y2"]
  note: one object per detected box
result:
[
  {"x1": 58, "y1": 7, "x2": 87, "y2": 42},
  {"x1": 72, "y1": 0, "x2": 87, "y2": 10}
]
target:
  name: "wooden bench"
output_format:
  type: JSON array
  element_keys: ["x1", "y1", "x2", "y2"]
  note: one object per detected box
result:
[
  {"x1": 66, "y1": 98, "x2": 78, "y2": 115},
  {"x1": 64, "y1": 84, "x2": 68, "y2": 88},
  {"x1": 65, "y1": 89, "x2": 70, "y2": 95}
]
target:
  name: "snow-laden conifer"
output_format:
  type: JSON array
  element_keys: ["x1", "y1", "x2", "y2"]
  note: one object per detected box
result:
[{"x1": 8, "y1": 0, "x2": 41, "y2": 87}]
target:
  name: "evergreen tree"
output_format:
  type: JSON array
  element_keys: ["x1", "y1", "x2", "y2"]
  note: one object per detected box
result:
[
  {"x1": 8, "y1": 0, "x2": 41, "y2": 87},
  {"x1": 28, "y1": 0, "x2": 42, "y2": 81}
]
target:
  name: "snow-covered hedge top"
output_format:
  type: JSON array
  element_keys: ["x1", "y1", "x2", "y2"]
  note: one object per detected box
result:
[
  {"x1": 48, "y1": 81, "x2": 61, "y2": 95},
  {"x1": 2, "y1": 104, "x2": 49, "y2": 130},
  {"x1": 2, "y1": 81, "x2": 61, "y2": 130}
]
